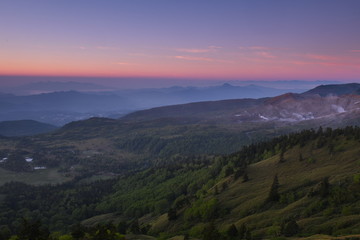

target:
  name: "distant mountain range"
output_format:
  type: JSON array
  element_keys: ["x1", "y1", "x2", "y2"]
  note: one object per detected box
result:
[
  {"x1": 5, "y1": 82, "x2": 357, "y2": 162},
  {"x1": 2, "y1": 81, "x2": 113, "y2": 95},
  {"x1": 0, "y1": 83, "x2": 306, "y2": 125},
  {"x1": 0, "y1": 82, "x2": 359, "y2": 137},
  {"x1": 124, "y1": 83, "x2": 360, "y2": 125}
]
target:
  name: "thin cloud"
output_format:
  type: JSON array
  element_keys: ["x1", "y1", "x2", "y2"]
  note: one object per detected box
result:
[
  {"x1": 176, "y1": 46, "x2": 222, "y2": 53},
  {"x1": 238, "y1": 46, "x2": 278, "y2": 59},
  {"x1": 114, "y1": 62, "x2": 133, "y2": 65},
  {"x1": 350, "y1": 50, "x2": 360, "y2": 53},
  {"x1": 239, "y1": 46, "x2": 275, "y2": 51},
  {"x1": 174, "y1": 55, "x2": 233, "y2": 63},
  {"x1": 249, "y1": 46, "x2": 273, "y2": 50},
  {"x1": 305, "y1": 54, "x2": 338, "y2": 61},
  {"x1": 208, "y1": 45, "x2": 222, "y2": 49},
  {"x1": 291, "y1": 60, "x2": 358, "y2": 67},
  {"x1": 128, "y1": 53, "x2": 149, "y2": 57},
  {"x1": 96, "y1": 46, "x2": 120, "y2": 50},
  {"x1": 175, "y1": 56, "x2": 215, "y2": 62},
  {"x1": 176, "y1": 49, "x2": 212, "y2": 53},
  {"x1": 255, "y1": 51, "x2": 277, "y2": 59}
]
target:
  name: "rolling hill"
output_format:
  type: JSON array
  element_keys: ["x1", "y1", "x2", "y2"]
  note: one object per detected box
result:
[
  {"x1": 303, "y1": 83, "x2": 360, "y2": 96},
  {"x1": 0, "y1": 120, "x2": 58, "y2": 137},
  {"x1": 0, "y1": 83, "x2": 360, "y2": 179}
]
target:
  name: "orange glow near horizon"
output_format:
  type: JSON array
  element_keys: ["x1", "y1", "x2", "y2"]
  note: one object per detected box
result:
[
  {"x1": 1, "y1": 44, "x2": 360, "y2": 81},
  {"x1": 1, "y1": 1, "x2": 360, "y2": 84}
]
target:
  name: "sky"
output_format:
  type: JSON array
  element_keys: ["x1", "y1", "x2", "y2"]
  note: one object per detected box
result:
[{"x1": 0, "y1": 0, "x2": 360, "y2": 87}]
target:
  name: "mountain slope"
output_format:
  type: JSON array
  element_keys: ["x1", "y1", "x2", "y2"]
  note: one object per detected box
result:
[
  {"x1": 2, "y1": 127, "x2": 359, "y2": 239},
  {"x1": 302, "y1": 83, "x2": 360, "y2": 96},
  {"x1": 123, "y1": 98, "x2": 264, "y2": 122},
  {"x1": 124, "y1": 83, "x2": 360, "y2": 126},
  {"x1": 143, "y1": 127, "x2": 360, "y2": 239},
  {"x1": 0, "y1": 120, "x2": 58, "y2": 136}
]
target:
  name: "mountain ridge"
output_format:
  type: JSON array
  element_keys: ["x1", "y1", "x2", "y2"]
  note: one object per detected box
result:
[
  {"x1": 302, "y1": 83, "x2": 360, "y2": 96},
  {"x1": 0, "y1": 120, "x2": 58, "y2": 137}
]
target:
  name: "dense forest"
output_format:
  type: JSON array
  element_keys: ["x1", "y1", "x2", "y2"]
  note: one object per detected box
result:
[{"x1": 1, "y1": 126, "x2": 360, "y2": 239}]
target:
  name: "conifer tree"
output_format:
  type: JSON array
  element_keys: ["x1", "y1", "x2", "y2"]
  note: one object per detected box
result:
[
  {"x1": 203, "y1": 222, "x2": 220, "y2": 240},
  {"x1": 238, "y1": 223, "x2": 247, "y2": 239},
  {"x1": 281, "y1": 218, "x2": 299, "y2": 236},
  {"x1": 226, "y1": 224, "x2": 238, "y2": 238},
  {"x1": 242, "y1": 173, "x2": 249, "y2": 182},
  {"x1": 167, "y1": 208, "x2": 177, "y2": 221},
  {"x1": 319, "y1": 177, "x2": 330, "y2": 198},
  {"x1": 267, "y1": 174, "x2": 280, "y2": 202},
  {"x1": 279, "y1": 150, "x2": 285, "y2": 163}
]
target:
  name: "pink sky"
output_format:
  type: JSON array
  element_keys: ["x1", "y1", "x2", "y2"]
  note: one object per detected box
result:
[{"x1": 0, "y1": 1, "x2": 359, "y2": 86}]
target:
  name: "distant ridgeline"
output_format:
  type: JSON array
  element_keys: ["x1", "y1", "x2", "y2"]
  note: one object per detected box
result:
[
  {"x1": 0, "y1": 126, "x2": 360, "y2": 239},
  {"x1": 0, "y1": 120, "x2": 57, "y2": 137}
]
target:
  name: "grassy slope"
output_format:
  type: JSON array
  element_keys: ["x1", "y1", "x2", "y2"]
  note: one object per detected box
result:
[
  {"x1": 220, "y1": 138, "x2": 360, "y2": 236},
  {"x1": 148, "y1": 135, "x2": 360, "y2": 238},
  {"x1": 0, "y1": 167, "x2": 70, "y2": 185}
]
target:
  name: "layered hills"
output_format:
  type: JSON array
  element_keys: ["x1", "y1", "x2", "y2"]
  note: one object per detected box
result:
[
  {"x1": 0, "y1": 83, "x2": 303, "y2": 126},
  {"x1": 0, "y1": 83, "x2": 360, "y2": 239},
  {"x1": 1, "y1": 83, "x2": 360, "y2": 177}
]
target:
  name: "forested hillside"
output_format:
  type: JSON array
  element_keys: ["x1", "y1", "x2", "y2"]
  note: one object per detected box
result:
[{"x1": 1, "y1": 126, "x2": 360, "y2": 239}]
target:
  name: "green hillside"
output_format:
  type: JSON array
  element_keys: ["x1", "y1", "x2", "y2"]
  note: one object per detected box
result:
[
  {"x1": 119, "y1": 127, "x2": 360, "y2": 239},
  {"x1": 1, "y1": 127, "x2": 360, "y2": 239}
]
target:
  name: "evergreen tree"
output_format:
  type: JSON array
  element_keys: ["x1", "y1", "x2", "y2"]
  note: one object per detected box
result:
[
  {"x1": 183, "y1": 233, "x2": 189, "y2": 240},
  {"x1": 319, "y1": 177, "x2": 330, "y2": 198},
  {"x1": 0, "y1": 225, "x2": 11, "y2": 240},
  {"x1": 242, "y1": 173, "x2": 249, "y2": 182},
  {"x1": 167, "y1": 208, "x2": 177, "y2": 221},
  {"x1": 17, "y1": 219, "x2": 49, "y2": 240},
  {"x1": 238, "y1": 223, "x2": 247, "y2": 239},
  {"x1": 244, "y1": 228, "x2": 252, "y2": 240},
  {"x1": 282, "y1": 218, "x2": 299, "y2": 237},
  {"x1": 214, "y1": 185, "x2": 219, "y2": 195},
  {"x1": 70, "y1": 223, "x2": 85, "y2": 240},
  {"x1": 226, "y1": 224, "x2": 238, "y2": 238},
  {"x1": 129, "y1": 219, "x2": 140, "y2": 234},
  {"x1": 202, "y1": 222, "x2": 220, "y2": 240},
  {"x1": 267, "y1": 174, "x2": 280, "y2": 202},
  {"x1": 117, "y1": 221, "x2": 127, "y2": 234},
  {"x1": 279, "y1": 150, "x2": 285, "y2": 163}
]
